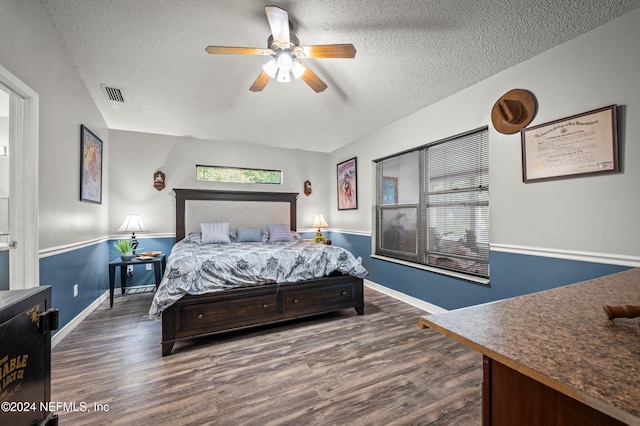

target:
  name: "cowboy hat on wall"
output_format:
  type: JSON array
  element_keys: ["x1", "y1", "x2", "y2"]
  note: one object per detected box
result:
[{"x1": 491, "y1": 89, "x2": 538, "y2": 134}]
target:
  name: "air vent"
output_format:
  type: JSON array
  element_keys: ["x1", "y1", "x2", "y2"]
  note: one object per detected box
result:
[{"x1": 101, "y1": 85, "x2": 125, "y2": 102}]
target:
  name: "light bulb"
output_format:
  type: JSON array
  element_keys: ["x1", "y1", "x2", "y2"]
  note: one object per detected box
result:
[{"x1": 276, "y1": 51, "x2": 293, "y2": 72}]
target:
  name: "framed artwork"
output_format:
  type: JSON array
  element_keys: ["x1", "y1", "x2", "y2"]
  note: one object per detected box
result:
[
  {"x1": 521, "y1": 105, "x2": 618, "y2": 183},
  {"x1": 80, "y1": 124, "x2": 103, "y2": 204},
  {"x1": 337, "y1": 157, "x2": 357, "y2": 210},
  {"x1": 382, "y1": 176, "x2": 398, "y2": 204}
]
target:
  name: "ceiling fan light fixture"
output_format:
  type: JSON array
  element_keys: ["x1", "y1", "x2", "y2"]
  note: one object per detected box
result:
[
  {"x1": 291, "y1": 60, "x2": 306, "y2": 79},
  {"x1": 207, "y1": 6, "x2": 354, "y2": 92},
  {"x1": 262, "y1": 58, "x2": 278, "y2": 78}
]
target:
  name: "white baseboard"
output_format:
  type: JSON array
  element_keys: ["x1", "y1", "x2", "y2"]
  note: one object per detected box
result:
[
  {"x1": 51, "y1": 290, "x2": 109, "y2": 349},
  {"x1": 364, "y1": 279, "x2": 447, "y2": 314}
]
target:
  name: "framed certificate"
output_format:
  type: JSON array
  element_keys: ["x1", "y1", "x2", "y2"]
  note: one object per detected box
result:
[{"x1": 521, "y1": 105, "x2": 618, "y2": 183}]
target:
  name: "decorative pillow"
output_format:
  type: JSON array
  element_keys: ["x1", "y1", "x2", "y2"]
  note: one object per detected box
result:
[
  {"x1": 201, "y1": 222, "x2": 231, "y2": 244},
  {"x1": 267, "y1": 224, "x2": 294, "y2": 242},
  {"x1": 235, "y1": 228, "x2": 264, "y2": 243}
]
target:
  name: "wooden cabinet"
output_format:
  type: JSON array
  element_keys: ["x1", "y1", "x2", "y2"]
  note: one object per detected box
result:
[
  {"x1": 419, "y1": 269, "x2": 640, "y2": 425},
  {"x1": 482, "y1": 356, "x2": 626, "y2": 426}
]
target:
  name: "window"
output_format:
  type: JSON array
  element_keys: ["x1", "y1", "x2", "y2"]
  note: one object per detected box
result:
[
  {"x1": 375, "y1": 127, "x2": 489, "y2": 281},
  {"x1": 196, "y1": 165, "x2": 282, "y2": 184}
]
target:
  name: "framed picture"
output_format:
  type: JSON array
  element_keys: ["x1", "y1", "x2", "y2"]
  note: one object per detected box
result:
[
  {"x1": 80, "y1": 124, "x2": 103, "y2": 203},
  {"x1": 521, "y1": 105, "x2": 618, "y2": 183},
  {"x1": 382, "y1": 176, "x2": 398, "y2": 204},
  {"x1": 337, "y1": 157, "x2": 357, "y2": 210}
]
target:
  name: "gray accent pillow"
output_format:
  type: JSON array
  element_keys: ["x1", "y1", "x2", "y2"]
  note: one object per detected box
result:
[{"x1": 236, "y1": 228, "x2": 264, "y2": 242}]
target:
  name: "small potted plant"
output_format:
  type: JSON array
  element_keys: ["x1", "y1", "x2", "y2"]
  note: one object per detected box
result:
[
  {"x1": 112, "y1": 239, "x2": 137, "y2": 260},
  {"x1": 314, "y1": 234, "x2": 326, "y2": 244}
]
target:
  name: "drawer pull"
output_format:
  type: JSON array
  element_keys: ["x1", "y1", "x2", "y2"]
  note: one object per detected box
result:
[
  {"x1": 263, "y1": 303, "x2": 269, "y2": 310},
  {"x1": 341, "y1": 291, "x2": 347, "y2": 296},
  {"x1": 197, "y1": 313, "x2": 204, "y2": 320},
  {"x1": 293, "y1": 298, "x2": 299, "y2": 304}
]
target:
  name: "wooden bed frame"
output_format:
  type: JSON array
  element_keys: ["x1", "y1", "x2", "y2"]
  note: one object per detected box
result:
[{"x1": 161, "y1": 189, "x2": 364, "y2": 356}]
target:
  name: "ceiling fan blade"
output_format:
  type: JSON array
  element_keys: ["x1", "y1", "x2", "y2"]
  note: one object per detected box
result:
[
  {"x1": 265, "y1": 5, "x2": 290, "y2": 44},
  {"x1": 206, "y1": 46, "x2": 273, "y2": 55},
  {"x1": 299, "y1": 64, "x2": 327, "y2": 93},
  {"x1": 249, "y1": 70, "x2": 271, "y2": 92},
  {"x1": 298, "y1": 44, "x2": 357, "y2": 59}
]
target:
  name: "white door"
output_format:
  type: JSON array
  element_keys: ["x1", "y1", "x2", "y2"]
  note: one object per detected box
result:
[
  {"x1": 0, "y1": 64, "x2": 39, "y2": 290},
  {"x1": 0, "y1": 88, "x2": 9, "y2": 289}
]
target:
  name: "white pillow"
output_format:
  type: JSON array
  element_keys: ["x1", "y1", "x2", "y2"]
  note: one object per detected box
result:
[
  {"x1": 201, "y1": 222, "x2": 231, "y2": 244},
  {"x1": 267, "y1": 224, "x2": 295, "y2": 242}
]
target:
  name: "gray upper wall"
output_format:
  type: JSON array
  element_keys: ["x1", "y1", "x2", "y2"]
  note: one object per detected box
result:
[
  {"x1": 108, "y1": 130, "x2": 330, "y2": 236},
  {"x1": 329, "y1": 8, "x2": 640, "y2": 259},
  {"x1": 0, "y1": 0, "x2": 109, "y2": 251}
]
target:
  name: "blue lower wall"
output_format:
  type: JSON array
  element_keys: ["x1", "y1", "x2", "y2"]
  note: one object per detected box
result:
[
  {"x1": 328, "y1": 231, "x2": 630, "y2": 310},
  {"x1": 39, "y1": 237, "x2": 175, "y2": 333},
  {"x1": 40, "y1": 242, "x2": 110, "y2": 332},
  {"x1": 37, "y1": 232, "x2": 630, "y2": 333}
]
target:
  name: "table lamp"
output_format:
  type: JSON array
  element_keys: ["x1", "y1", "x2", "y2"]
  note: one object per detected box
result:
[
  {"x1": 311, "y1": 214, "x2": 329, "y2": 238},
  {"x1": 117, "y1": 214, "x2": 146, "y2": 254}
]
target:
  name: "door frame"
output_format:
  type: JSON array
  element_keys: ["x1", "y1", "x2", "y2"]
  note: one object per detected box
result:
[{"x1": 0, "y1": 63, "x2": 39, "y2": 289}]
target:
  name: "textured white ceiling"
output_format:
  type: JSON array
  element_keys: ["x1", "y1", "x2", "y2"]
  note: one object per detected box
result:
[{"x1": 40, "y1": 0, "x2": 640, "y2": 152}]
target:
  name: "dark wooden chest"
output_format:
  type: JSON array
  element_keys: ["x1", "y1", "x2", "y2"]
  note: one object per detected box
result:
[{"x1": 0, "y1": 286, "x2": 58, "y2": 426}]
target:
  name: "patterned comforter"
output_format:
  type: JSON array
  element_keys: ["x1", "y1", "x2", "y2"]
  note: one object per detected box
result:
[{"x1": 149, "y1": 234, "x2": 368, "y2": 318}]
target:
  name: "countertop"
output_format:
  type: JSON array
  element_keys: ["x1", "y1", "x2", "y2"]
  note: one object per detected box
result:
[{"x1": 419, "y1": 268, "x2": 640, "y2": 425}]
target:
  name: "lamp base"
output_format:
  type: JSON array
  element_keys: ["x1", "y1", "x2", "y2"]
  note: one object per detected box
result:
[{"x1": 131, "y1": 233, "x2": 138, "y2": 255}]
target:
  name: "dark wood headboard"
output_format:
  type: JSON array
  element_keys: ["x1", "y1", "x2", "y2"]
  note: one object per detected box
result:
[{"x1": 173, "y1": 189, "x2": 299, "y2": 241}]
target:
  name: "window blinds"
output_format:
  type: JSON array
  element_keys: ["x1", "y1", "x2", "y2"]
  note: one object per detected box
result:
[{"x1": 375, "y1": 128, "x2": 489, "y2": 279}]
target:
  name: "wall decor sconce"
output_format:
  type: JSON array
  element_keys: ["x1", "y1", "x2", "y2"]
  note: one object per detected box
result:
[
  {"x1": 154, "y1": 171, "x2": 165, "y2": 191},
  {"x1": 304, "y1": 180, "x2": 312, "y2": 196}
]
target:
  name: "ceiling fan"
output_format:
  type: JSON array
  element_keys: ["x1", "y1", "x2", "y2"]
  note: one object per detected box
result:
[{"x1": 205, "y1": 5, "x2": 356, "y2": 93}]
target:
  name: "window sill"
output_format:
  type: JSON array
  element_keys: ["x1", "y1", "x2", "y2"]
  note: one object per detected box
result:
[{"x1": 370, "y1": 254, "x2": 490, "y2": 287}]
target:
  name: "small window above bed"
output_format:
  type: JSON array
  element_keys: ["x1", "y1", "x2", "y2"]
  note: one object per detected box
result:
[{"x1": 196, "y1": 165, "x2": 282, "y2": 184}]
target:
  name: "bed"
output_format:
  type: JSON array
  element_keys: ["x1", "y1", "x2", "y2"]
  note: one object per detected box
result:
[{"x1": 151, "y1": 189, "x2": 367, "y2": 356}]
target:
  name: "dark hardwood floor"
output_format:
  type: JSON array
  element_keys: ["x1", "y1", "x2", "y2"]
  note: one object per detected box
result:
[{"x1": 51, "y1": 286, "x2": 482, "y2": 425}]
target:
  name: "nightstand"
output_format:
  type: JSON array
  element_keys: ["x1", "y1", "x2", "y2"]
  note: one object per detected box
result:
[{"x1": 108, "y1": 254, "x2": 166, "y2": 308}]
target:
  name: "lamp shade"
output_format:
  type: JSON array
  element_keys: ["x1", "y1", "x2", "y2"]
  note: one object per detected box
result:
[
  {"x1": 117, "y1": 214, "x2": 146, "y2": 233},
  {"x1": 262, "y1": 58, "x2": 278, "y2": 78},
  {"x1": 311, "y1": 214, "x2": 328, "y2": 229}
]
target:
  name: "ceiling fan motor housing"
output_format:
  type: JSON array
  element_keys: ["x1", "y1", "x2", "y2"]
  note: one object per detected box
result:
[{"x1": 267, "y1": 34, "x2": 300, "y2": 52}]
